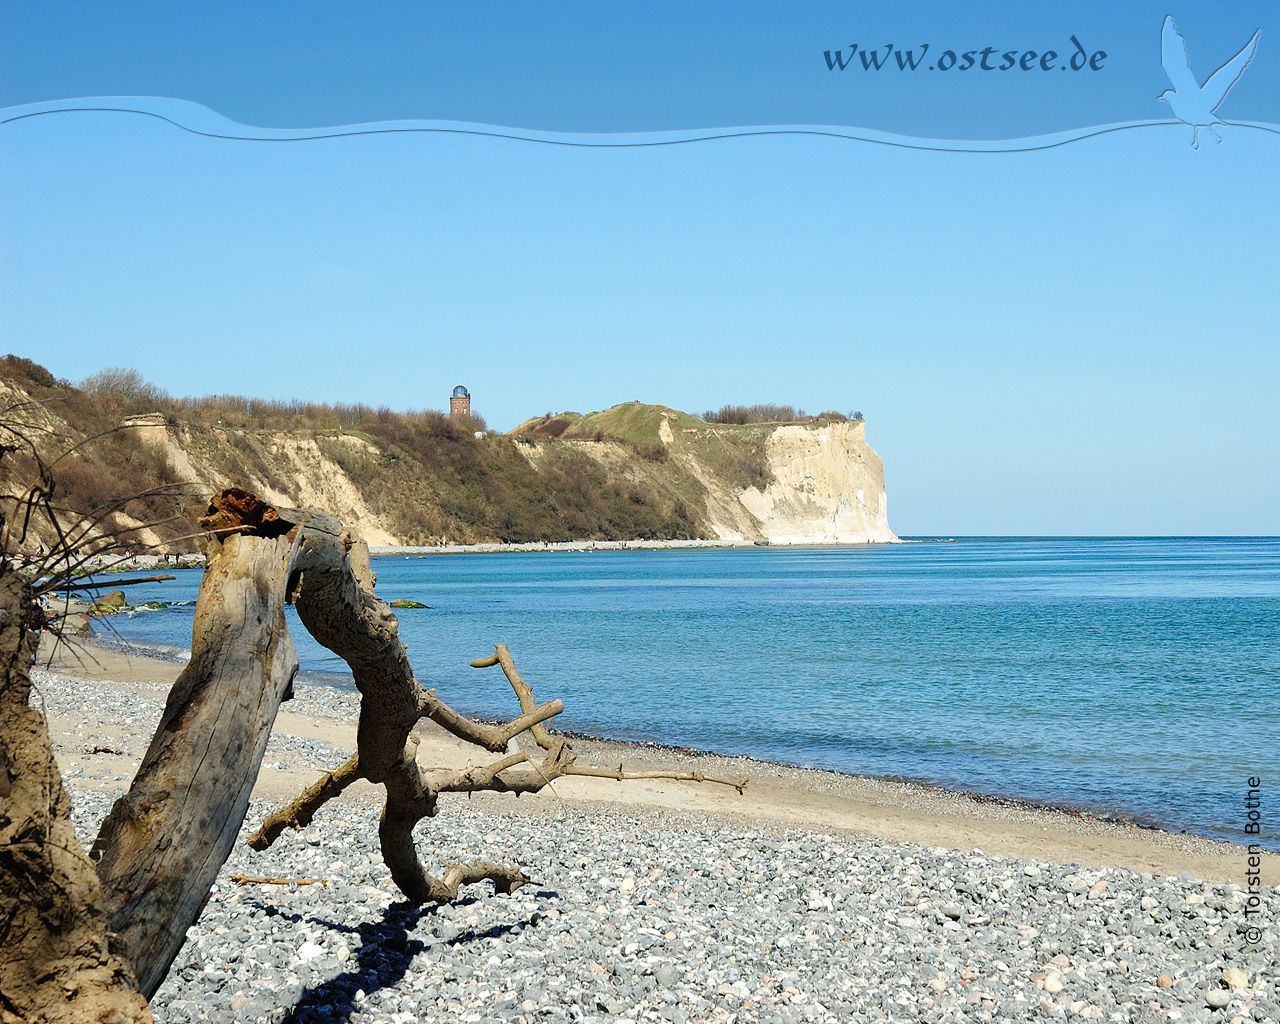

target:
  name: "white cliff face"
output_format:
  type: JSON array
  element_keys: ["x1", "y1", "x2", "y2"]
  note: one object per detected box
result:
[
  {"x1": 2, "y1": 374, "x2": 895, "y2": 549},
  {"x1": 735, "y1": 420, "x2": 897, "y2": 544},
  {"x1": 152, "y1": 424, "x2": 400, "y2": 546}
]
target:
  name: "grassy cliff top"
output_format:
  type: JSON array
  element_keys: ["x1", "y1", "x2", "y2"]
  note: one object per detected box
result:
[
  {"x1": 1, "y1": 355, "x2": 869, "y2": 549},
  {"x1": 512, "y1": 402, "x2": 703, "y2": 444}
]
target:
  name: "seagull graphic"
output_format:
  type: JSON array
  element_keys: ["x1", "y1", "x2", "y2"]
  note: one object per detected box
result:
[{"x1": 1159, "y1": 15, "x2": 1261, "y2": 149}]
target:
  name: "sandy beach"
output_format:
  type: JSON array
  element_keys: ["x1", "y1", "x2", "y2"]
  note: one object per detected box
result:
[
  {"x1": 37, "y1": 636, "x2": 1274, "y2": 886},
  {"x1": 30, "y1": 637, "x2": 1280, "y2": 1023}
]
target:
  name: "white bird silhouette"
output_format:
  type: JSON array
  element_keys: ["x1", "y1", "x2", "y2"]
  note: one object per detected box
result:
[{"x1": 1159, "y1": 15, "x2": 1260, "y2": 149}]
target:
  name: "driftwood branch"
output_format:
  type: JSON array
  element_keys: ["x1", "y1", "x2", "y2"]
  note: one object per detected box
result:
[
  {"x1": 85, "y1": 486, "x2": 749, "y2": 1000},
  {"x1": 564, "y1": 764, "x2": 749, "y2": 794},
  {"x1": 415, "y1": 688, "x2": 564, "y2": 753},
  {"x1": 246, "y1": 754, "x2": 362, "y2": 850},
  {"x1": 227, "y1": 874, "x2": 328, "y2": 887},
  {"x1": 470, "y1": 644, "x2": 559, "y2": 749},
  {"x1": 47, "y1": 573, "x2": 177, "y2": 591},
  {"x1": 470, "y1": 645, "x2": 749, "y2": 791},
  {"x1": 257, "y1": 637, "x2": 749, "y2": 894}
]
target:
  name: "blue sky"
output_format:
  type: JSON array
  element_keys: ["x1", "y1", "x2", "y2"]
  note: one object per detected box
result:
[{"x1": 1, "y1": 2, "x2": 1277, "y2": 535}]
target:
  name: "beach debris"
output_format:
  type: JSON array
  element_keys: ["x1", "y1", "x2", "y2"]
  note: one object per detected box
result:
[{"x1": 227, "y1": 874, "x2": 328, "y2": 887}]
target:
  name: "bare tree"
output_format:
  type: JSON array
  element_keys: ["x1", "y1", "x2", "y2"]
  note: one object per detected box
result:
[{"x1": 2, "y1": 460, "x2": 747, "y2": 1019}]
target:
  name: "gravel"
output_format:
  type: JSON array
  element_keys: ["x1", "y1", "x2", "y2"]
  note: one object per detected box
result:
[
  {"x1": 58, "y1": 791, "x2": 1278, "y2": 1024},
  {"x1": 34, "y1": 670, "x2": 1280, "y2": 1024}
]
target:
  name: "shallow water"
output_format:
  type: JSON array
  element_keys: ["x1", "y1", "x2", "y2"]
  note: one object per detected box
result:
[{"x1": 92, "y1": 538, "x2": 1280, "y2": 849}]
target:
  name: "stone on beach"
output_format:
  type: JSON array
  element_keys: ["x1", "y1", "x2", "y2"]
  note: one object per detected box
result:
[
  {"x1": 1221, "y1": 967, "x2": 1248, "y2": 990},
  {"x1": 91, "y1": 589, "x2": 128, "y2": 613},
  {"x1": 28, "y1": 657, "x2": 1280, "y2": 1024}
]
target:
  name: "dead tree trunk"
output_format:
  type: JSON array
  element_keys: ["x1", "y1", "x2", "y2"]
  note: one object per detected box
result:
[
  {"x1": 0, "y1": 570, "x2": 154, "y2": 1024},
  {"x1": 91, "y1": 514, "x2": 300, "y2": 998},
  {"x1": 87, "y1": 490, "x2": 576, "y2": 993},
  {"x1": 13, "y1": 486, "x2": 746, "y2": 1015}
]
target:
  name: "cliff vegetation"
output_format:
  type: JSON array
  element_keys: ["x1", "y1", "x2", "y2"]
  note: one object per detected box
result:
[{"x1": 0, "y1": 357, "x2": 895, "y2": 551}]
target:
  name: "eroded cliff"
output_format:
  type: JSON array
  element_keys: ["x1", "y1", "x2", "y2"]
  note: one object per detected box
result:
[
  {"x1": 516, "y1": 405, "x2": 897, "y2": 545},
  {"x1": 737, "y1": 420, "x2": 895, "y2": 544},
  {"x1": 0, "y1": 360, "x2": 895, "y2": 549}
]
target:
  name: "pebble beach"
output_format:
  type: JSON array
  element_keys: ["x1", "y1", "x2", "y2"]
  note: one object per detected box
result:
[{"x1": 32, "y1": 643, "x2": 1280, "y2": 1024}]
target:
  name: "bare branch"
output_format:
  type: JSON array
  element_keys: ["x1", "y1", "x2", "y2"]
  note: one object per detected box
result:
[
  {"x1": 228, "y1": 874, "x2": 328, "y2": 887},
  {"x1": 423, "y1": 751, "x2": 531, "y2": 794},
  {"x1": 416, "y1": 689, "x2": 565, "y2": 752},
  {"x1": 471, "y1": 644, "x2": 558, "y2": 750},
  {"x1": 563, "y1": 764, "x2": 748, "y2": 794},
  {"x1": 46, "y1": 573, "x2": 176, "y2": 591},
  {"x1": 246, "y1": 754, "x2": 363, "y2": 851}
]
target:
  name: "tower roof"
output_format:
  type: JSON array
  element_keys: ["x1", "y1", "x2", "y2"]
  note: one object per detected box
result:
[{"x1": 451, "y1": 385, "x2": 469, "y2": 398}]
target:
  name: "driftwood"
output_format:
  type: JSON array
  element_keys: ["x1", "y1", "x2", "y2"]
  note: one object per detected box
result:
[
  {"x1": 83, "y1": 487, "x2": 747, "y2": 1006},
  {"x1": 90, "y1": 509, "x2": 301, "y2": 998},
  {"x1": 250, "y1": 515, "x2": 749, "y2": 899},
  {"x1": 226, "y1": 874, "x2": 327, "y2": 887},
  {"x1": 48, "y1": 574, "x2": 177, "y2": 591},
  {"x1": 1, "y1": 462, "x2": 750, "y2": 1019}
]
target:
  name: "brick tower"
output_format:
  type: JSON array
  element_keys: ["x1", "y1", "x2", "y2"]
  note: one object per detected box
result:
[{"x1": 449, "y1": 385, "x2": 471, "y2": 420}]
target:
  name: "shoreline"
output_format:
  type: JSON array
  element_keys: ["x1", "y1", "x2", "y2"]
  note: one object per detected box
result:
[
  {"x1": 34, "y1": 640, "x2": 1280, "y2": 1024},
  {"x1": 368, "y1": 537, "x2": 898, "y2": 556},
  {"x1": 59, "y1": 536, "x2": 1280, "y2": 573},
  {"x1": 36, "y1": 635, "x2": 1278, "y2": 885},
  {"x1": 59, "y1": 536, "x2": 907, "y2": 576},
  {"x1": 374, "y1": 539, "x2": 749, "y2": 556}
]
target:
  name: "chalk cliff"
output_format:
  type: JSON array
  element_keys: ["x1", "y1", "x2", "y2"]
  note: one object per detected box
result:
[
  {"x1": 518, "y1": 405, "x2": 897, "y2": 546},
  {"x1": 723, "y1": 420, "x2": 894, "y2": 544},
  {"x1": 0, "y1": 362, "x2": 895, "y2": 549}
]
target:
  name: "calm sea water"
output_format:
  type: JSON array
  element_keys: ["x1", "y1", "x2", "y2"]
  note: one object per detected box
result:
[{"x1": 92, "y1": 538, "x2": 1279, "y2": 849}]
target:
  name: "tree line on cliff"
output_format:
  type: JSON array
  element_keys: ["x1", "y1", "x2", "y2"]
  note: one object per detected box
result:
[{"x1": 0, "y1": 356, "x2": 704, "y2": 550}]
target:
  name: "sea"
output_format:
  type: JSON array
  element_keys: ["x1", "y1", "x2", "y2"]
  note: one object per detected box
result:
[{"x1": 86, "y1": 537, "x2": 1279, "y2": 850}]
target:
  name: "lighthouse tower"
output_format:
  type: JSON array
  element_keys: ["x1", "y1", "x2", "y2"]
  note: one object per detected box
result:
[{"x1": 449, "y1": 385, "x2": 471, "y2": 420}]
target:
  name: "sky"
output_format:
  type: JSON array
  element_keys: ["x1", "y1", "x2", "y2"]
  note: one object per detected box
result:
[{"x1": 1, "y1": 1, "x2": 1277, "y2": 535}]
